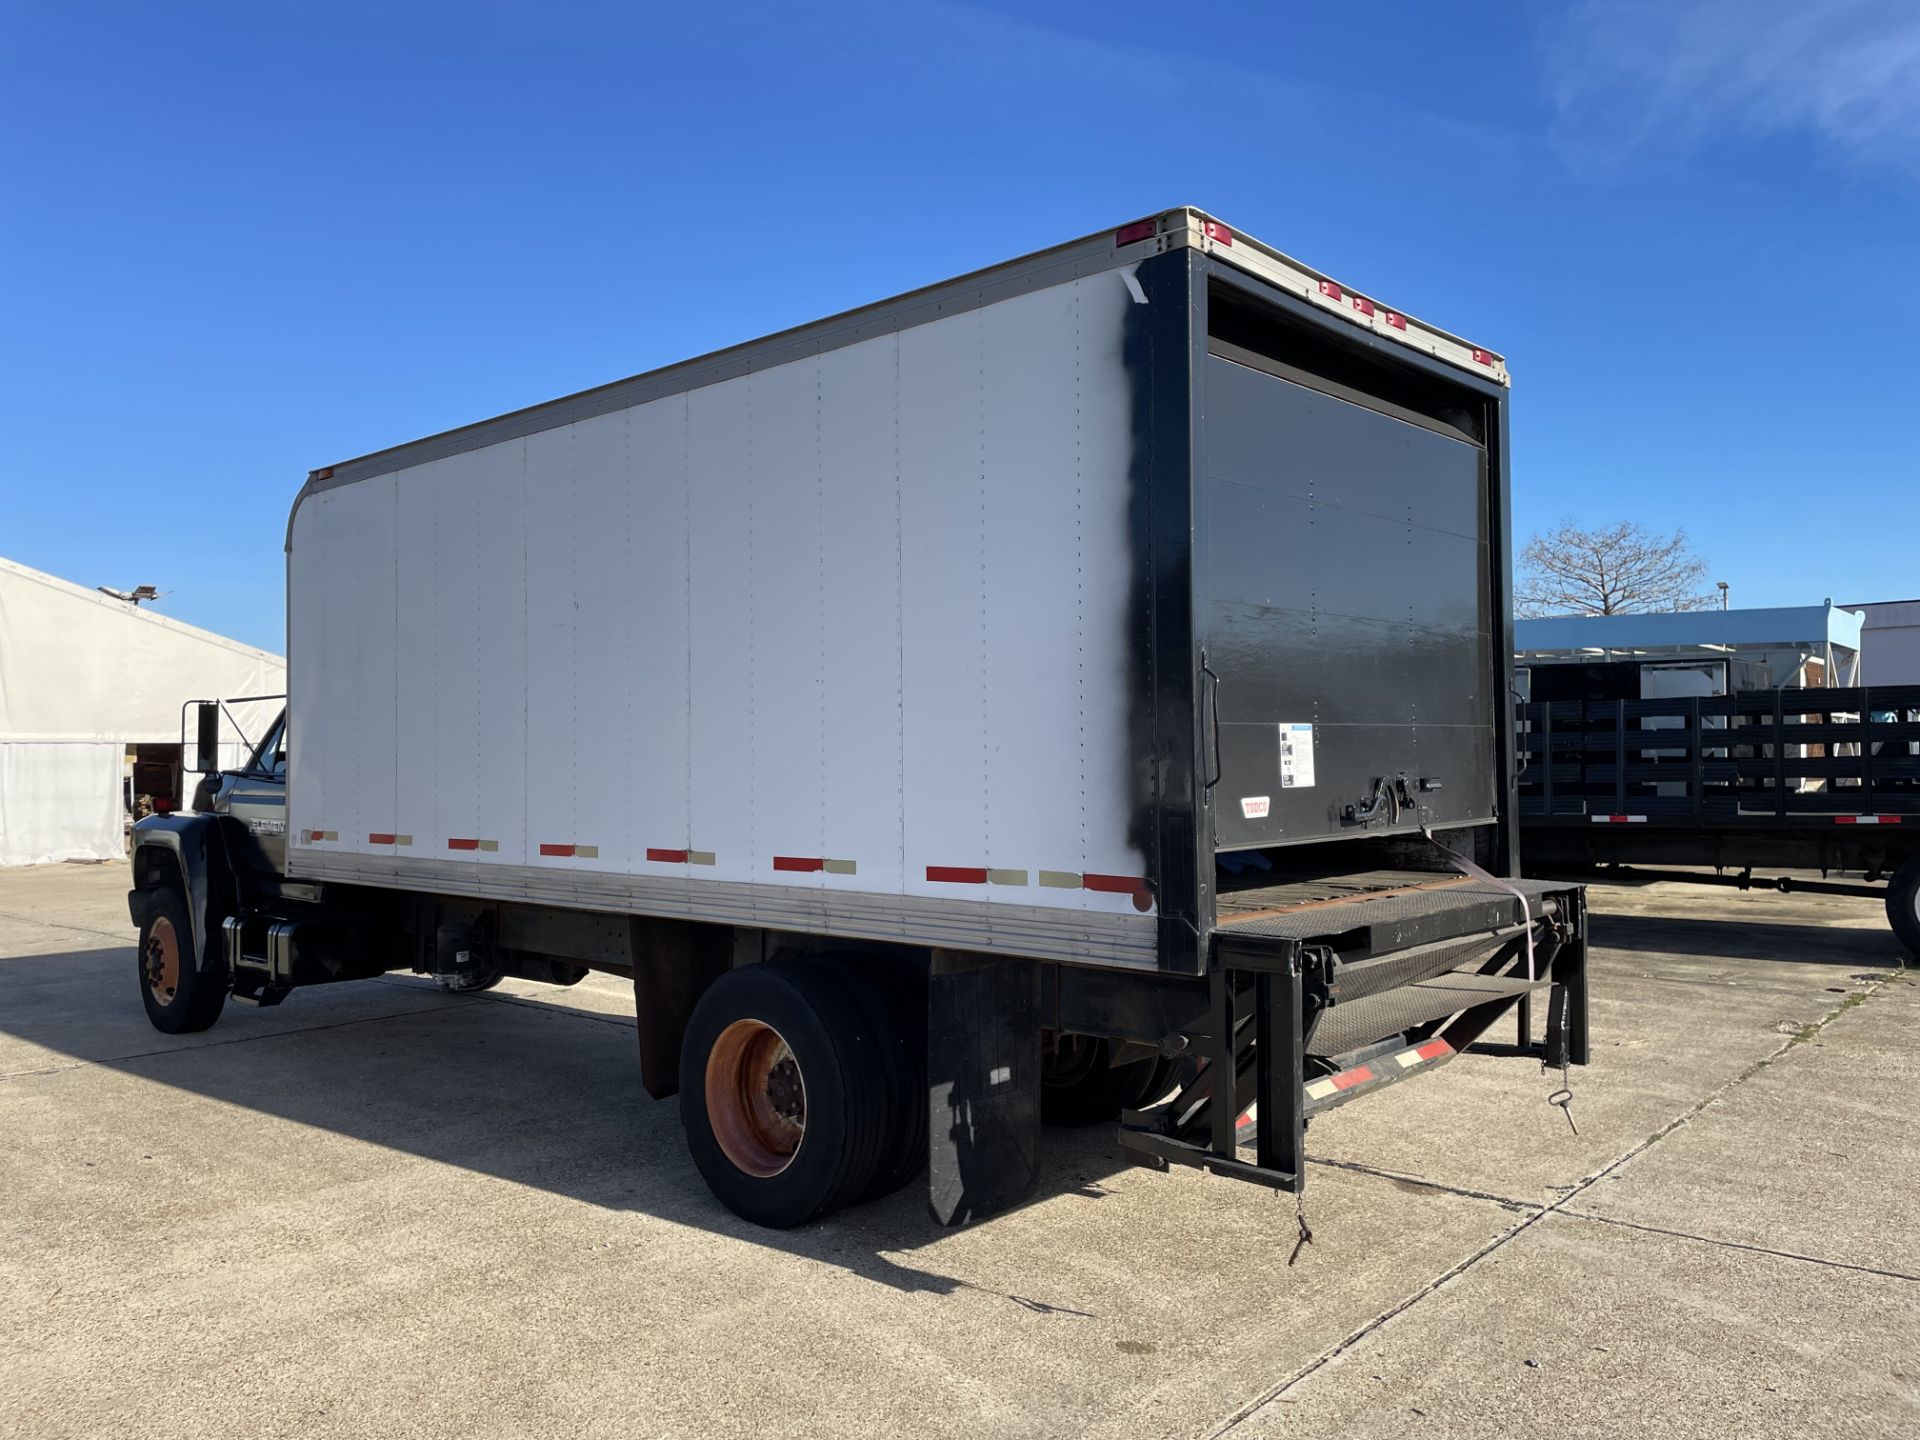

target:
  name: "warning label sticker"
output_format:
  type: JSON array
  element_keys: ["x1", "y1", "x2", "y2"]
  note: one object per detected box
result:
[
  {"x1": 1278, "y1": 723, "x2": 1316, "y2": 789},
  {"x1": 1240, "y1": 796, "x2": 1270, "y2": 820}
]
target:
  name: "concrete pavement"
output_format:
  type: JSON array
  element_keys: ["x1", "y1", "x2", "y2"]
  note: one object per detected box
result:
[{"x1": 2, "y1": 862, "x2": 1914, "y2": 1438}]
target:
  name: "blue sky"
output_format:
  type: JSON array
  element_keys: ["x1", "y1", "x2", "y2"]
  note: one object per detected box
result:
[{"x1": 3, "y1": 0, "x2": 1915, "y2": 653}]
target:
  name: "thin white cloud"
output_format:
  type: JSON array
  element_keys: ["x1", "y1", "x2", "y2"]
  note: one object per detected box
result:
[{"x1": 1543, "y1": 0, "x2": 1920, "y2": 174}]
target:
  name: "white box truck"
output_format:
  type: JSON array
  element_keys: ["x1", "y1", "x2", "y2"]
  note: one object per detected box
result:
[{"x1": 131, "y1": 208, "x2": 1589, "y2": 1228}]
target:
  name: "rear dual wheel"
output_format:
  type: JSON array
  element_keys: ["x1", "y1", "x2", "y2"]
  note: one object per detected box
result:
[
  {"x1": 1041, "y1": 1035, "x2": 1179, "y2": 1127},
  {"x1": 680, "y1": 957, "x2": 922, "y2": 1228}
]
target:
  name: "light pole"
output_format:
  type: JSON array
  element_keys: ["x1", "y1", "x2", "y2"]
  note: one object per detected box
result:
[{"x1": 1716, "y1": 580, "x2": 1729, "y2": 611}]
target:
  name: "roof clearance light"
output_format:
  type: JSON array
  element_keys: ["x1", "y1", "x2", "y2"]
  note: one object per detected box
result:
[
  {"x1": 1384, "y1": 311, "x2": 1407, "y2": 331},
  {"x1": 1115, "y1": 218, "x2": 1158, "y2": 246},
  {"x1": 312, "y1": 466, "x2": 334, "y2": 480},
  {"x1": 1201, "y1": 220, "x2": 1233, "y2": 246},
  {"x1": 1318, "y1": 280, "x2": 1343, "y2": 301},
  {"x1": 1352, "y1": 296, "x2": 1375, "y2": 317},
  {"x1": 1472, "y1": 348, "x2": 1496, "y2": 366}
]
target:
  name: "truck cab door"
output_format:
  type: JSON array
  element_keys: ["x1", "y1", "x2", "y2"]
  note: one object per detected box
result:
[{"x1": 221, "y1": 712, "x2": 290, "y2": 875}]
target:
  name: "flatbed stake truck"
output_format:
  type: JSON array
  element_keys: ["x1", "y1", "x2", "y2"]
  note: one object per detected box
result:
[
  {"x1": 1519, "y1": 689, "x2": 1920, "y2": 951},
  {"x1": 130, "y1": 208, "x2": 1589, "y2": 1228}
]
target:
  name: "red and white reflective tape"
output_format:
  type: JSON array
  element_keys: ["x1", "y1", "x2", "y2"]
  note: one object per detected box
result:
[
  {"x1": 1305, "y1": 1041, "x2": 1452, "y2": 1102},
  {"x1": 302, "y1": 829, "x2": 338, "y2": 843},
  {"x1": 1393, "y1": 1038, "x2": 1454, "y2": 1069},
  {"x1": 774, "y1": 855, "x2": 858, "y2": 876},
  {"x1": 447, "y1": 837, "x2": 500, "y2": 853},
  {"x1": 1835, "y1": 815, "x2": 1904, "y2": 825},
  {"x1": 1590, "y1": 815, "x2": 1648, "y2": 824},
  {"x1": 539, "y1": 842, "x2": 599, "y2": 859},
  {"x1": 1305, "y1": 1064, "x2": 1376, "y2": 1101},
  {"x1": 925, "y1": 865, "x2": 1151, "y2": 903},
  {"x1": 367, "y1": 832, "x2": 413, "y2": 847},
  {"x1": 646, "y1": 847, "x2": 716, "y2": 865}
]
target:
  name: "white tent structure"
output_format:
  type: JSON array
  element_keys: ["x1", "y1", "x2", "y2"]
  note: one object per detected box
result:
[{"x1": 0, "y1": 557, "x2": 285, "y2": 866}]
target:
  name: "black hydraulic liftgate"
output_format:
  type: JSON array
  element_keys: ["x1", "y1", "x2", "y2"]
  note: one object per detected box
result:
[{"x1": 1118, "y1": 876, "x2": 1590, "y2": 1190}]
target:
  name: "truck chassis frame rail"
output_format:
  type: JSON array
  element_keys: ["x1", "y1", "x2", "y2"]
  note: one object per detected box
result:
[{"x1": 1118, "y1": 877, "x2": 1589, "y2": 1190}]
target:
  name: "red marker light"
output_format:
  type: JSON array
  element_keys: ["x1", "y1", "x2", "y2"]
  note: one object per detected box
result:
[
  {"x1": 1201, "y1": 220, "x2": 1233, "y2": 246},
  {"x1": 1318, "y1": 280, "x2": 1343, "y2": 301},
  {"x1": 1114, "y1": 218, "x2": 1157, "y2": 246},
  {"x1": 1385, "y1": 311, "x2": 1407, "y2": 330},
  {"x1": 312, "y1": 466, "x2": 334, "y2": 480},
  {"x1": 1352, "y1": 296, "x2": 1375, "y2": 317},
  {"x1": 1472, "y1": 348, "x2": 1496, "y2": 366}
]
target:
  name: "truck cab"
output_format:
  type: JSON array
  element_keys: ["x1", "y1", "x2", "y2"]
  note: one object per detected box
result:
[
  {"x1": 128, "y1": 700, "x2": 427, "y2": 1031},
  {"x1": 194, "y1": 708, "x2": 290, "y2": 875}
]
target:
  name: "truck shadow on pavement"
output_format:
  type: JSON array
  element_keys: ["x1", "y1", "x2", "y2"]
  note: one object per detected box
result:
[
  {"x1": 2, "y1": 944, "x2": 1132, "y2": 1307},
  {"x1": 1590, "y1": 911, "x2": 1910, "y2": 969}
]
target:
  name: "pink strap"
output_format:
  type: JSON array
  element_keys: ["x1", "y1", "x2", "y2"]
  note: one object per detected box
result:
[{"x1": 1421, "y1": 826, "x2": 1534, "y2": 983}]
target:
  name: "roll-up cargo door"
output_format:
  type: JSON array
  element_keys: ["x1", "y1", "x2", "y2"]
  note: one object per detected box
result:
[{"x1": 1204, "y1": 346, "x2": 1497, "y2": 849}]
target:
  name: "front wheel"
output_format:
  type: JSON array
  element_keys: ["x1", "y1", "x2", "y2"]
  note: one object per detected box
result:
[
  {"x1": 137, "y1": 887, "x2": 226, "y2": 1034},
  {"x1": 1888, "y1": 855, "x2": 1920, "y2": 957}
]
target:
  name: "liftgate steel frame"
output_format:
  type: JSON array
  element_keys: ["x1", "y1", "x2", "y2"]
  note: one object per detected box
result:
[{"x1": 1113, "y1": 888, "x2": 1591, "y2": 1192}]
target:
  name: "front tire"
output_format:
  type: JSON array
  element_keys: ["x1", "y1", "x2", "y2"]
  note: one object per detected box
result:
[
  {"x1": 1888, "y1": 855, "x2": 1920, "y2": 957},
  {"x1": 679, "y1": 959, "x2": 892, "y2": 1228},
  {"x1": 137, "y1": 887, "x2": 226, "y2": 1034}
]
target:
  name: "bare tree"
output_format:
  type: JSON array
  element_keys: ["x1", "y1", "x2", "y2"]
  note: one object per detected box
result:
[{"x1": 1515, "y1": 520, "x2": 1715, "y2": 619}]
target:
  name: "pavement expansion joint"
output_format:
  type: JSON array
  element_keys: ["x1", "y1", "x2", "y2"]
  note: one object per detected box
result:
[
  {"x1": 1201, "y1": 974, "x2": 1897, "y2": 1437},
  {"x1": 1553, "y1": 1210, "x2": 1920, "y2": 1285}
]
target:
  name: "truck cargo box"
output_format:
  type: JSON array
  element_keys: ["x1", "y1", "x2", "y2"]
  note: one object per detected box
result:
[
  {"x1": 285, "y1": 208, "x2": 1520, "y2": 978},
  {"x1": 135, "y1": 208, "x2": 1585, "y2": 1229}
]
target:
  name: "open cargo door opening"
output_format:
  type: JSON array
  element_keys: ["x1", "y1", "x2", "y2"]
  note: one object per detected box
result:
[{"x1": 1202, "y1": 285, "x2": 1499, "y2": 855}]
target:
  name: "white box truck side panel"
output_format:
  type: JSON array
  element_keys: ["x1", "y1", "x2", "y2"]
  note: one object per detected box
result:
[
  {"x1": 686, "y1": 367, "x2": 758, "y2": 885},
  {"x1": 474, "y1": 438, "x2": 531, "y2": 866},
  {"x1": 817, "y1": 338, "x2": 910, "y2": 891},
  {"x1": 392, "y1": 464, "x2": 437, "y2": 853},
  {"x1": 289, "y1": 268, "x2": 1152, "y2": 961}
]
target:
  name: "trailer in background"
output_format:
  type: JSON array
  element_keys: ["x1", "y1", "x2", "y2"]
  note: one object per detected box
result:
[{"x1": 1518, "y1": 687, "x2": 1920, "y2": 952}]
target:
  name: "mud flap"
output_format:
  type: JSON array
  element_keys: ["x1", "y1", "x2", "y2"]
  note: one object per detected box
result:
[
  {"x1": 630, "y1": 919, "x2": 733, "y2": 1100},
  {"x1": 927, "y1": 948, "x2": 1041, "y2": 1227}
]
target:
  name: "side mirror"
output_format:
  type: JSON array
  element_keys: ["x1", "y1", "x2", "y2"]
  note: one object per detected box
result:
[{"x1": 193, "y1": 701, "x2": 221, "y2": 774}]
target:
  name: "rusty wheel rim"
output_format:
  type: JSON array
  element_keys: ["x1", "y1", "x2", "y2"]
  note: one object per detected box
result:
[
  {"x1": 143, "y1": 916, "x2": 181, "y2": 1006},
  {"x1": 705, "y1": 1018, "x2": 806, "y2": 1178}
]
